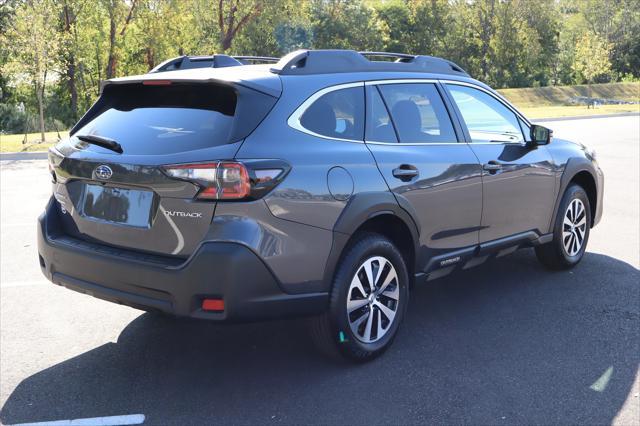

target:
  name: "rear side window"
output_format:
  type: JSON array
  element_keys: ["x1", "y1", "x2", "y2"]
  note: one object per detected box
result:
[
  {"x1": 366, "y1": 87, "x2": 397, "y2": 143},
  {"x1": 73, "y1": 83, "x2": 274, "y2": 155},
  {"x1": 299, "y1": 87, "x2": 364, "y2": 140},
  {"x1": 378, "y1": 83, "x2": 457, "y2": 143}
]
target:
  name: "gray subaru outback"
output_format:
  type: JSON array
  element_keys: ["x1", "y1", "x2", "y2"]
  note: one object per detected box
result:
[{"x1": 38, "y1": 50, "x2": 604, "y2": 361}]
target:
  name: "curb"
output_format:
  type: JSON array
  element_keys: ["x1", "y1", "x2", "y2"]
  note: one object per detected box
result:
[
  {"x1": 0, "y1": 151, "x2": 48, "y2": 161},
  {"x1": 534, "y1": 111, "x2": 639, "y2": 123}
]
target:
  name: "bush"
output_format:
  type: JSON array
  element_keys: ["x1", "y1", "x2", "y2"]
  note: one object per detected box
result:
[{"x1": 0, "y1": 103, "x2": 27, "y2": 134}]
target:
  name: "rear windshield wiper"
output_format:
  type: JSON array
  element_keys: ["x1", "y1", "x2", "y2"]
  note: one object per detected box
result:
[{"x1": 76, "y1": 134, "x2": 123, "y2": 154}]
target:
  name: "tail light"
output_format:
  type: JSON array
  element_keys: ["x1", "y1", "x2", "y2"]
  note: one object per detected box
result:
[{"x1": 163, "y1": 161, "x2": 287, "y2": 201}]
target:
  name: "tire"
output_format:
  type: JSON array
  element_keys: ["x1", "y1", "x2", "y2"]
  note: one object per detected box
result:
[
  {"x1": 535, "y1": 184, "x2": 591, "y2": 270},
  {"x1": 310, "y1": 232, "x2": 409, "y2": 362}
]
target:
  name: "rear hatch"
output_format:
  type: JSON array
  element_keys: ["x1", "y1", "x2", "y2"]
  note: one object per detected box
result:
[{"x1": 49, "y1": 79, "x2": 278, "y2": 257}]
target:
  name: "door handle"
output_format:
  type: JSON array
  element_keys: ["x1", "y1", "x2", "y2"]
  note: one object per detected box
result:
[
  {"x1": 392, "y1": 165, "x2": 419, "y2": 182},
  {"x1": 483, "y1": 161, "x2": 502, "y2": 173}
]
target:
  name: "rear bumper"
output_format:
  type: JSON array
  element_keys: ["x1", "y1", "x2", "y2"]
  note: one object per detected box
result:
[{"x1": 37, "y1": 199, "x2": 327, "y2": 321}]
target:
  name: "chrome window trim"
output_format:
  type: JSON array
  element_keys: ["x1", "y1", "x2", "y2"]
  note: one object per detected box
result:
[
  {"x1": 366, "y1": 141, "x2": 463, "y2": 146},
  {"x1": 287, "y1": 82, "x2": 366, "y2": 143},
  {"x1": 369, "y1": 78, "x2": 532, "y2": 128},
  {"x1": 287, "y1": 79, "x2": 531, "y2": 146},
  {"x1": 365, "y1": 79, "x2": 439, "y2": 86}
]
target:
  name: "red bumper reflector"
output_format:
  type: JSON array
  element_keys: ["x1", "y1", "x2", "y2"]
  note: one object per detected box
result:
[
  {"x1": 202, "y1": 298, "x2": 224, "y2": 312},
  {"x1": 142, "y1": 80, "x2": 172, "y2": 86}
]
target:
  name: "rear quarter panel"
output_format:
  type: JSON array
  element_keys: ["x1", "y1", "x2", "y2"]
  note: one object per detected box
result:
[{"x1": 236, "y1": 75, "x2": 391, "y2": 231}]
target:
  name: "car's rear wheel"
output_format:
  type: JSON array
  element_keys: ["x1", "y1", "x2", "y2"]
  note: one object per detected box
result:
[
  {"x1": 310, "y1": 233, "x2": 409, "y2": 362},
  {"x1": 535, "y1": 184, "x2": 591, "y2": 270}
]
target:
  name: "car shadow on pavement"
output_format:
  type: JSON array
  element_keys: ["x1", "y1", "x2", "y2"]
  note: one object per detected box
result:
[{"x1": 2, "y1": 250, "x2": 638, "y2": 425}]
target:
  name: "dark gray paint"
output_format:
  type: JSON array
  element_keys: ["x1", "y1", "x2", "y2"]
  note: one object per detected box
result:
[
  {"x1": 205, "y1": 200, "x2": 333, "y2": 294},
  {"x1": 467, "y1": 143, "x2": 556, "y2": 241},
  {"x1": 365, "y1": 143, "x2": 483, "y2": 249}
]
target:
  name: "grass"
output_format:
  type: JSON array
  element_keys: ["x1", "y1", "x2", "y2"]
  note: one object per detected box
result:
[
  {"x1": 0, "y1": 131, "x2": 68, "y2": 153},
  {"x1": 0, "y1": 83, "x2": 638, "y2": 152},
  {"x1": 498, "y1": 81, "x2": 640, "y2": 119},
  {"x1": 497, "y1": 81, "x2": 640, "y2": 107}
]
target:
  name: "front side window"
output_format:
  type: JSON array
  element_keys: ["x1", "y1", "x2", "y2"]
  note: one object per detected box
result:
[
  {"x1": 378, "y1": 83, "x2": 457, "y2": 143},
  {"x1": 518, "y1": 117, "x2": 531, "y2": 142},
  {"x1": 299, "y1": 86, "x2": 364, "y2": 140},
  {"x1": 446, "y1": 84, "x2": 524, "y2": 143}
]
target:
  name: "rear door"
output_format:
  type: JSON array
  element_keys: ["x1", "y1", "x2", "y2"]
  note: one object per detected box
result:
[
  {"x1": 50, "y1": 81, "x2": 276, "y2": 257},
  {"x1": 443, "y1": 83, "x2": 556, "y2": 242},
  {"x1": 364, "y1": 81, "x2": 483, "y2": 271}
]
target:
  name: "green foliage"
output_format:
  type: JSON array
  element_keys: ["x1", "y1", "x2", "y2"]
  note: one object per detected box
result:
[
  {"x1": 1, "y1": 0, "x2": 638, "y2": 133},
  {"x1": 572, "y1": 32, "x2": 613, "y2": 83},
  {"x1": 309, "y1": 0, "x2": 385, "y2": 51}
]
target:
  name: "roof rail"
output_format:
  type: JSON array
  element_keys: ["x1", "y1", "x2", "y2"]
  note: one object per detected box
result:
[
  {"x1": 149, "y1": 54, "x2": 244, "y2": 73},
  {"x1": 359, "y1": 51, "x2": 416, "y2": 61},
  {"x1": 233, "y1": 56, "x2": 279, "y2": 64},
  {"x1": 270, "y1": 49, "x2": 468, "y2": 76}
]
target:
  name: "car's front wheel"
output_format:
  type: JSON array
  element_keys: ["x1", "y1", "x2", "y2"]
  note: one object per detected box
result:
[
  {"x1": 535, "y1": 184, "x2": 591, "y2": 270},
  {"x1": 311, "y1": 233, "x2": 409, "y2": 362}
]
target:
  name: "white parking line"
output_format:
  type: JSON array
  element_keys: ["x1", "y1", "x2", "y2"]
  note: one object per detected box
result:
[{"x1": 9, "y1": 414, "x2": 145, "y2": 426}]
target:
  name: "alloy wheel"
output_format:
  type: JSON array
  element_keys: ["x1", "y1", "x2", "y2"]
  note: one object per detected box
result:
[
  {"x1": 563, "y1": 198, "x2": 587, "y2": 257},
  {"x1": 346, "y1": 256, "x2": 400, "y2": 343}
]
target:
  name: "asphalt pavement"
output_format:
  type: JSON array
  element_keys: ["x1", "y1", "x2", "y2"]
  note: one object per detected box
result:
[{"x1": 0, "y1": 115, "x2": 638, "y2": 425}]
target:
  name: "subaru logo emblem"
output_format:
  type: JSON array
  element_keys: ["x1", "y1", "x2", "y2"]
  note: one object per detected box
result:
[{"x1": 95, "y1": 165, "x2": 113, "y2": 180}]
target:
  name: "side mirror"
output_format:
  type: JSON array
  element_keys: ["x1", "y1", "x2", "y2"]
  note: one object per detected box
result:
[{"x1": 530, "y1": 124, "x2": 552, "y2": 145}]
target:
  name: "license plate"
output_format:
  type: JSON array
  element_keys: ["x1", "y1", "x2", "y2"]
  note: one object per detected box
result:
[{"x1": 81, "y1": 184, "x2": 153, "y2": 227}]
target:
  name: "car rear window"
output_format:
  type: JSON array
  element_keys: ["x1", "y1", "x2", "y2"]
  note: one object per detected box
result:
[{"x1": 74, "y1": 83, "x2": 245, "y2": 155}]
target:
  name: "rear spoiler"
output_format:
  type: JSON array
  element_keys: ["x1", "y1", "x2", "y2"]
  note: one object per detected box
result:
[{"x1": 71, "y1": 76, "x2": 280, "y2": 136}]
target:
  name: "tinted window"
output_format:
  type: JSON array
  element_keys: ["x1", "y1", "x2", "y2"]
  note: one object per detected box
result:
[
  {"x1": 447, "y1": 84, "x2": 524, "y2": 143},
  {"x1": 366, "y1": 86, "x2": 397, "y2": 143},
  {"x1": 300, "y1": 87, "x2": 364, "y2": 140},
  {"x1": 75, "y1": 83, "x2": 237, "y2": 155},
  {"x1": 378, "y1": 83, "x2": 456, "y2": 143}
]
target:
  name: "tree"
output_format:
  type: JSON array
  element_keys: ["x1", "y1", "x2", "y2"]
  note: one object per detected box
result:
[
  {"x1": 0, "y1": 1, "x2": 17, "y2": 105},
  {"x1": 579, "y1": 0, "x2": 640, "y2": 78},
  {"x1": 2, "y1": 0, "x2": 60, "y2": 142},
  {"x1": 274, "y1": 22, "x2": 313, "y2": 54},
  {"x1": 103, "y1": 0, "x2": 138, "y2": 79},
  {"x1": 59, "y1": 0, "x2": 92, "y2": 121},
  {"x1": 310, "y1": 0, "x2": 385, "y2": 51},
  {"x1": 572, "y1": 31, "x2": 612, "y2": 83},
  {"x1": 373, "y1": 1, "x2": 412, "y2": 54},
  {"x1": 217, "y1": 0, "x2": 264, "y2": 52},
  {"x1": 232, "y1": 0, "x2": 307, "y2": 55}
]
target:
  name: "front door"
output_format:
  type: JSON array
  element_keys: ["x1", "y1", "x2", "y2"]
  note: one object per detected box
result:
[
  {"x1": 444, "y1": 83, "x2": 556, "y2": 243},
  {"x1": 364, "y1": 82, "x2": 483, "y2": 271}
]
